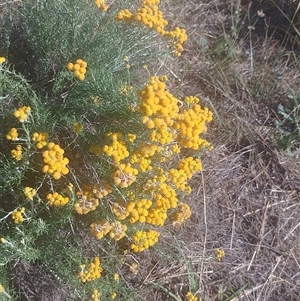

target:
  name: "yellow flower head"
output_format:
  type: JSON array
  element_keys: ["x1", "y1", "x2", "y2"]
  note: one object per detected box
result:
[
  {"x1": 72, "y1": 122, "x2": 84, "y2": 133},
  {"x1": 215, "y1": 248, "x2": 225, "y2": 261},
  {"x1": 24, "y1": 187, "x2": 36, "y2": 200},
  {"x1": 11, "y1": 145, "x2": 22, "y2": 161},
  {"x1": 0, "y1": 57, "x2": 6, "y2": 64},
  {"x1": 186, "y1": 291, "x2": 198, "y2": 301},
  {"x1": 13, "y1": 106, "x2": 31, "y2": 122},
  {"x1": 12, "y1": 207, "x2": 25, "y2": 224},
  {"x1": 78, "y1": 257, "x2": 103, "y2": 283},
  {"x1": 6, "y1": 128, "x2": 18, "y2": 141}
]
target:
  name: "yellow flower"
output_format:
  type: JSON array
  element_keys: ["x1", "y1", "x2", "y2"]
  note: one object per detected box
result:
[
  {"x1": 32, "y1": 132, "x2": 48, "y2": 149},
  {"x1": 111, "y1": 292, "x2": 117, "y2": 299},
  {"x1": 90, "y1": 220, "x2": 111, "y2": 240},
  {"x1": 113, "y1": 273, "x2": 119, "y2": 281},
  {"x1": 46, "y1": 192, "x2": 69, "y2": 207},
  {"x1": 215, "y1": 248, "x2": 225, "y2": 261},
  {"x1": 67, "y1": 59, "x2": 87, "y2": 80},
  {"x1": 72, "y1": 122, "x2": 83, "y2": 133},
  {"x1": 129, "y1": 262, "x2": 139, "y2": 275},
  {"x1": 11, "y1": 145, "x2": 22, "y2": 161},
  {"x1": 130, "y1": 230, "x2": 160, "y2": 252},
  {"x1": 90, "y1": 289, "x2": 100, "y2": 301},
  {"x1": 6, "y1": 128, "x2": 18, "y2": 140},
  {"x1": 13, "y1": 106, "x2": 31, "y2": 122},
  {"x1": 42, "y1": 142, "x2": 69, "y2": 179},
  {"x1": 0, "y1": 57, "x2": 6, "y2": 64},
  {"x1": 109, "y1": 221, "x2": 127, "y2": 241},
  {"x1": 78, "y1": 257, "x2": 103, "y2": 283},
  {"x1": 0, "y1": 238, "x2": 5, "y2": 243},
  {"x1": 186, "y1": 291, "x2": 198, "y2": 301},
  {"x1": 95, "y1": 0, "x2": 108, "y2": 11},
  {"x1": 12, "y1": 207, "x2": 25, "y2": 224},
  {"x1": 0, "y1": 284, "x2": 4, "y2": 293},
  {"x1": 24, "y1": 187, "x2": 36, "y2": 200}
]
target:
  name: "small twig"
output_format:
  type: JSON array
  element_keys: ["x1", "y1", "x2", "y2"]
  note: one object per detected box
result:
[
  {"x1": 230, "y1": 283, "x2": 264, "y2": 301},
  {"x1": 142, "y1": 261, "x2": 159, "y2": 284},
  {"x1": 291, "y1": 250, "x2": 300, "y2": 270},
  {"x1": 284, "y1": 221, "x2": 300, "y2": 241},
  {"x1": 247, "y1": 202, "x2": 269, "y2": 270},
  {"x1": 197, "y1": 171, "x2": 207, "y2": 295},
  {"x1": 230, "y1": 210, "x2": 236, "y2": 250},
  {"x1": 243, "y1": 200, "x2": 286, "y2": 217},
  {"x1": 256, "y1": 257, "x2": 281, "y2": 301}
]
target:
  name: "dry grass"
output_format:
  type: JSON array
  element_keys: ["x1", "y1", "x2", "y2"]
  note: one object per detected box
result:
[{"x1": 135, "y1": 0, "x2": 300, "y2": 300}]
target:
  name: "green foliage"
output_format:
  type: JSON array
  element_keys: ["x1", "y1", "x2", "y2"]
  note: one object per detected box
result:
[
  {"x1": 276, "y1": 92, "x2": 300, "y2": 150},
  {"x1": 0, "y1": 0, "x2": 212, "y2": 300}
]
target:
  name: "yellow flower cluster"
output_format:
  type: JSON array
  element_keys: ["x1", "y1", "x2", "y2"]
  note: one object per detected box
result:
[
  {"x1": 67, "y1": 59, "x2": 87, "y2": 81},
  {"x1": 111, "y1": 292, "x2": 117, "y2": 299},
  {"x1": 144, "y1": 182, "x2": 177, "y2": 226},
  {"x1": 90, "y1": 217, "x2": 127, "y2": 241},
  {"x1": 170, "y1": 202, "x2": 191, "y2": 226},
  {"x1": 114, "y1": 9, "x2": 134, "y2": 22},
  {"x1": 72, "y1": 122, "x2": 83, "y2": 133},
  {"x1": 24, "y1": 187, "x2": 36, "y2": 200},
  {"x1": 173, "y1": 104, "x2": 213, "y2": 150},
  {"x1": 127, "y1": 199, "x2": 152, "y2": 223},
  {"x1": 103, "y1": 132, "x2": 129, "y2": 163},
  {"x1": 75, "y1": 191, "x2": 99, "y2": 215},
  {"x1": 92, "y1": 181, "x2": 112, "y2": 198},
  {"x1": 12, "y1": 207, "x2": 25, "y2": 224},
  {"x1": 215, "y1": 248, "x2": 225, "y2": 261},
  {"x1": 89, "y1": 144, "x2": 102, "y2": 156},
  {"x1": 138, "y1": 76, "x2": 178, "y2": 120},
  {"x1": 109, "y1": 221, "x2": 127, "y2": 241},
  {"x1": 119, "y1": 84, "x2": 133, "y2": 96},
  {"x1": 14, "y1": 106, "x2": 31, "y2": 122},
  {"x1": 46, "y1": 192, "x2": 69, "y2": 207},
  {"x1": 129, "y1": 262, "x2": 139, "y2": 274},
  {"x1": 138, "y1": 78, "x2": 179, "y2": 145},
  {"x1": 0, "y1": 57, "x2": 6, "y2": 64},
  {"x1": 6, "y1": 128, "x2": 18, "y2": 141},
  {"x1": 168, "y1": 157, "x2": 202, "y2": 192},
  {"x1": 95, "y1": 0, "x2": 108, "y2": 11},
  {"x1": 11, "y1": 145, "x2": 22, "y2": 161},
  {"x1": 135, "y1": 0, "x2": 168, "y2": 33},
  {"x1": 184, "y1": 95, "x2": 200, "y2": 105},
  {"x1": 186, "y1": 291, "x2": 198, "y2": 301},
  {"x1": 113, "y1": 163, "x2": 138, "y2": 188},
  {"x1": 78, "y1": 257, "x2": 102, "y2": 283},
  {"x1": 164, "y1": 27, "x2": 188, "y2": 57},
  {"x1": 138, "y1": 76, "x2": 212, "y2": 154},
  {"x1": 131, "y1": 230, "x2": 160, "y2": 252},
  {"x1": 130, "y1": 143, "x2": 158, "y2": 172},
  {"x1": 115, "y1": 1, "x2": 187, "y2": 56},
  {"x1": 112, "y1": 199, "x2": 130, "y2": 220},
  {"x1": 90, "y1": 289, "x2": 100, "y2": 301},
  {"x1": 32, "y1": 132, "x2": 48, "y2": 149},
  {"x1": 127, "y1": 133, "x2": 136, "y2": 143},
  {"x1": 90, "y1": 220, "x2": 111, "y2": 239},
  {"x1": 42, "y1": 142, "x2": 69, "y2": 180},
  {"x1": 74, "y1": 182, "x2": 112, "y2": 215}
]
